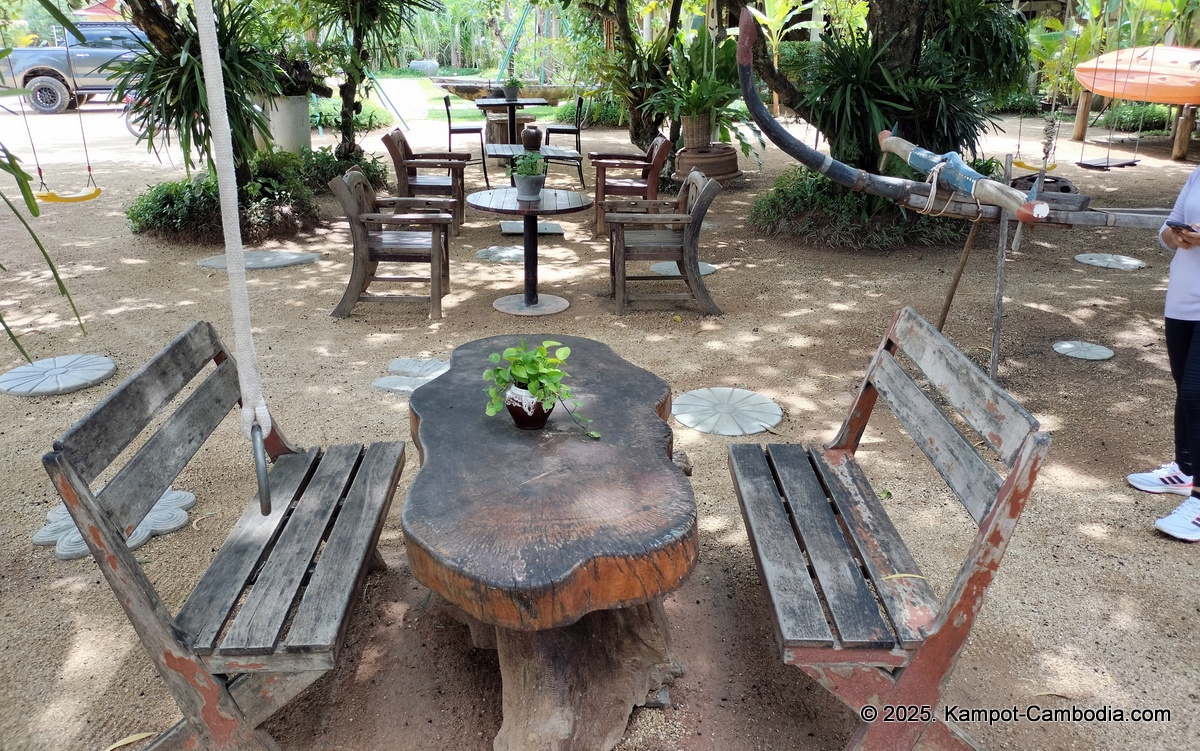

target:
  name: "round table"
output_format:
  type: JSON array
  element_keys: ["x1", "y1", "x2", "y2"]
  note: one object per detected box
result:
[{"x1": 466, "y1": 188, "x2": 593, "y2": 316}]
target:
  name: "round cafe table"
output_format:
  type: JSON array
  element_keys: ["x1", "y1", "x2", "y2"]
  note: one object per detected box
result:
[{"x1": 466, "y1": 188, "x2": 593, "y2": 316}]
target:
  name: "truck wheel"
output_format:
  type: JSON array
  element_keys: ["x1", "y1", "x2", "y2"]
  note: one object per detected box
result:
[{"x1": 27, "y1": 76, "x2": 70, "y2": 115}]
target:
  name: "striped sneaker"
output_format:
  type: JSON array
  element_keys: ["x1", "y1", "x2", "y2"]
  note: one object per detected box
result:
[
  {"x1": 1127, "y1": 462, "x2": 1193, "y2": 495},
  {"x1": 1154, "y1": 496, "x2": 1200, "y2": 542}
]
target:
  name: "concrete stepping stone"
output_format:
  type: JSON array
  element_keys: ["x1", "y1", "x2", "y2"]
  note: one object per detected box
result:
[
  {"x1": 32, "y1": 488, "x2": 196, "y2": 560},
  {"x1": 650, "y1": 261, "x2": 717, "y2": 277},
  {"x1": 477, "y1": 246, "x2": 526, "y2": 263},
  {"x1": 375, "y1": 357, "x2": 449, "y2": 393},
  {"x1": 1074, "y1": 253, "x2": 1146, "y2": 270},
  {"x1": 197, "y1": 251, "x2": 320, "y2": 270},
  {"x1": 1053, "y1": 340, "x2": 1114, "y2": 360},
  {"x1": 0, "y1": 354, "x2": 115, "y2": 396},
  {"x1": 501, "y1": 221, "x2": 563, "y2": 235},
  {"x1": 672, "y1": 387, "x2": 783, "y2": 436}
]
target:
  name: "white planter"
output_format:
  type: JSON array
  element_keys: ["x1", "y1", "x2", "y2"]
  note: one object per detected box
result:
[{"x1": 268, "y1": 95, "x2": 312, "y2": 154}]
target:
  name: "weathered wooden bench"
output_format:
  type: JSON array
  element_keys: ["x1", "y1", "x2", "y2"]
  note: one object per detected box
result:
[
  {"x1": 727, "y1": 307, "x2": 1051, "y2": 751},
  {"x1": 42, "y1": 322, "x2": 406, "y2": 750}
]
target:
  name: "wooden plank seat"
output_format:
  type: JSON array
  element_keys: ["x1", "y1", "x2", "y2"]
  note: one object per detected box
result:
[
  {"x1": 42, "y1": 321, "x2": 406, "y2": 751},
  {"x1": 329, "y1": 168, "x2": 455, "y2": 320},
  {"x1": 727, "y1": 307, "x2": 1051, "y2": 751},
  {"x1": 604, "y1": 169, "x2": 723, "y2": 315}
]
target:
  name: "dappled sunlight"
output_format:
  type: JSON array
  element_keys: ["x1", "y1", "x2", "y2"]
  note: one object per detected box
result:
[{"x1": 1033, "y1": 645, "x2": 1116, "y2": 700}]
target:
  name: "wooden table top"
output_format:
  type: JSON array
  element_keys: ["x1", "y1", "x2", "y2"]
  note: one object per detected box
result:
[
  {"x1": 475, "y1": 97, "x2": 551, "y2": 108},
  {"x1": 485, "y1": 143, "x2": 582, "y2": 160},
  {"x1": 402, "y1": 335, "x2": 698, "y2": 631},
  {"x1": 467, "y1": 188, "x2": 592, "y2": 217}
]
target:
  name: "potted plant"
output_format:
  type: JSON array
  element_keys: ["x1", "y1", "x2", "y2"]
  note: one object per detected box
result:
[
  {"x1": 508, "y1": 152, "x2": 546, "y2": 200},
  {"x1": 503, "y1": 76, "x2": 522, "y2": 101},
  {"x1": 483, "y1": 340, "x2": 598, "y2": 436}
]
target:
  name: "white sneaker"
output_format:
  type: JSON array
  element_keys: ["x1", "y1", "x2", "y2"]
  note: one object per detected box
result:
[
  {"x1": 1127, "y1": 462, "x2": 1193, "y2": 495},
  {"x1": 1154, "y1": 496, "x2": 1200, "y2": 542}
]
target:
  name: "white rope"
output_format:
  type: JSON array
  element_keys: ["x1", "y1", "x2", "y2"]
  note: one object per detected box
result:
[
  {"x1": 920, "y1": 161, "x2": 946, "y2": 214},
  {"x1": 194, "y1": 0, "x2": 271, "y2": 438}
]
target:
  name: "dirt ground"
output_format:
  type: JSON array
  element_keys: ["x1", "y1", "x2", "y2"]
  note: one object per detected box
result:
[{"x1": 1, "y1": 90, "x2": 1197, "y2": 751}]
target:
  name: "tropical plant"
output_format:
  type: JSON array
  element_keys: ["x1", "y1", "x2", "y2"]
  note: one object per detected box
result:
[
  {"x1": 309, "y1": 0, "x2": 443, "y2": 158},
  {"x1": 504, "y1": 75, "x2": 521, "y2": 89},
  {"x1": 482, "y1": 339, "x2": 597, "y2": 436},
  {"x1": 110, "y1": 0, "x2": 280, "y2": 189},
  {"x1": 749, "y1": 0, "x2": 818, "y2": 115}
]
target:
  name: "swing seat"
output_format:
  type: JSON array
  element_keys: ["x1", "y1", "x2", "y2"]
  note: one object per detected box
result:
[
  {"x1": 35, "y1": 186, "x2": 102, "y2": 203},
  {"x1": 1076, "y1": 157, "x2": 1139, "y2": 171},
  {"x1": 1012, "y1": 160, "x2": 1056, "y2": 171}
]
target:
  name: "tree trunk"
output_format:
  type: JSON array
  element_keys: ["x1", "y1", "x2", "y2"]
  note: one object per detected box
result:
[
  {"x1": 866, "y1": 0, "x2": 926, "y2": 69},
  {"x1": 124, "y1": 0, "x2": 183, "y2": 57},
  {"x1": 337, "y1": 29, "x2": 365, "y2": 159}
]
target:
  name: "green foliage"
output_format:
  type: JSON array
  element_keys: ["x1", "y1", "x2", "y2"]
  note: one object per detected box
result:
[
  {"x1": 376, "y1": 66, "x2": 480, "y2": 77},
  {"x1": 988, "y1": 90, "x2": 1041, "y2": 115},
  {"x1": 109, "y1": 0, "x2": 280, "y2": 183},
  {"x1": 297, "y1": 146, "x2": 388, "y2": 192},
  {"x1": 310, "y1": 96, "x2": 394, "y2": 131},
  {"x1": 507, "y1": 152, "x2": 545, "y2": 177},
  {"x1": 748, "y1": 168, "x2": 970, "y2": 250},
  {"x1": 554, "y1": 94, "x2": 626, "y2": 126},
  {"x1": 126, "y1": 150, "x2": 321, "y2": 244},
  {"x1": 1099, "y1": 103, "x2": 1172, "y2": 132},
  {"x1": 504, "y1": 75, "x2": 521, "y2": 89},
  {"x1": 483, "y1": 340, "x2": 597, "y2": 437}
]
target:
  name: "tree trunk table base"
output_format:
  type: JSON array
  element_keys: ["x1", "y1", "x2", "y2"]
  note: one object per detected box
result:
[{"x1": 452, "y1": 601, "x2": 682, "y2": 751}]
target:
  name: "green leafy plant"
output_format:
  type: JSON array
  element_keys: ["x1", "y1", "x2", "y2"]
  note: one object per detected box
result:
[
  {"x1": 507, "y1": 152, "x2": 545, "y2": 177},
  {"x1": 297, "y1": 146, "x2": 388, "y2": 192},
  {"x1": 504, "y1": 75, "x2": 522, "y2": 89},
  {"x1": 1100, "y1": 103, "x2": 1172, "y2": 133},
  {"x1": 483, "y1": 340, "x2": 598, "y2": 438},
  {"x1": 309, "y1": 96, "x2": 394, "y2": 132}
]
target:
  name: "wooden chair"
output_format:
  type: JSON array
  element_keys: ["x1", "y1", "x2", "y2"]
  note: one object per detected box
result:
[
  {"x1": 42, "y1": 321, "x2": 406, "y2": 750},
  {"x1": 381, "y1": 128, "x2": 467, "y2": 235},
  {"x1": 589, "y1": 135, "x2": 672, "y2": 231},
  {"x1": 443, "y1": 95, "x2": 489, "y2": 187},
  {"x1": 329, "y1": 168, "x2": 455, "y2": 320},
  {"x1": 603, "y1": 169, "x2": 722, "y2": 315},
  {"x1": 544, "y1": 94, "x2": 587, "y2": 186},
  {"x1": 727, "y1": 306, "x2": 1052, "y2": 751}
]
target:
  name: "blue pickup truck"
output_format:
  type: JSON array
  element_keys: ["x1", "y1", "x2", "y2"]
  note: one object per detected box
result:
[{"x1": 2, "y1": 22, "x2": 145, "y2": 115}]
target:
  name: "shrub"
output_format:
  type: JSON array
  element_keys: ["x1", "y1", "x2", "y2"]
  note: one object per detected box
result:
[
  {"x1": 310, "y1": 97, "x2": 394, "y2": 132},
  {"x1": 748, "y1": 168, "x2": 970, "y2": 249},
  {"x1": 1099, "y1": 103, "x2": 1172, "y2": 133},
  {"x1": 987, "y1": 90, "x2": 1041, "y2": 115},
  {"x1": 553, "y1": 94, "x2": 628, "y2": 126},
  {"x1": 127, "y1": 176, "x2": 222, "y2": 240},
  {"x1": 297, "y1": 146, "x2": 389, "y2": 193}
]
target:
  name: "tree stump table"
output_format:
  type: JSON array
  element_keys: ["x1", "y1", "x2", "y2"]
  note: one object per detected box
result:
[{"x1": 403, "y1": 334, "x2": 698, "y2": 751}]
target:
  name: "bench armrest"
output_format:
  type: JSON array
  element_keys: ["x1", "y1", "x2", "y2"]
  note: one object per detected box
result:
[
  {"x1": 410, "y1": 152, "x2": 471, "y2": 162},
  {"x1": 362, "y1": 212, "x2": 454, "y2": 225},
  {"x1": 376, "y1": 197, "x2": 457, "y2": 210},
  {"x1": 406, "y1": 159, "x2": 467, "y2": 170},
  {"x1": 590, "y1": 158, "x2": 649, "y2": 170},
  {"x1": 603, "y1": 198, "x2": 679, "y2": 211},
  {"x1": 605, "y1": 213, "x2": 692, "y2": 224},
  {"x1": 588, "y1": 151, "x2": 646, "y2": 161}
]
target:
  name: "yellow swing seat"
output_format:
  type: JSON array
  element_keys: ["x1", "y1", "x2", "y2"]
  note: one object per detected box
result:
[
  {"x1": 35, "y1": 186, "x2": 102, "y2": 203},
  {"x1": 1012, "y1": 159, "x2": 1056, "y2": 172}
]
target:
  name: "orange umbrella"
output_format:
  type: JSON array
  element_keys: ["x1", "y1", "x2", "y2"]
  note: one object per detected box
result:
[{"x1": 1075, "y1": 46, "x2": 1200, "y2": 105}]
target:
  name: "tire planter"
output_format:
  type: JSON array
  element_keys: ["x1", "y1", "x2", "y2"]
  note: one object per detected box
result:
[{"x1": 27, "y1": 76, "x2": 70, "y2": 115}]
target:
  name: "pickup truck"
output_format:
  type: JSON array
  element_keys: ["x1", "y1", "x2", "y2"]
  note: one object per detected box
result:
[{"x1": 1, "y1": 22, "x2": 145, "y2": 115}]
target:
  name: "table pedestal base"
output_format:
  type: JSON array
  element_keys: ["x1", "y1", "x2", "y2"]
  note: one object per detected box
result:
[
  {"x1": 493, "y1": 294, "x2": 570, "y2": 316},
  {"x1": 456, "y1": 602, "x2": 683, "y2": 751}
]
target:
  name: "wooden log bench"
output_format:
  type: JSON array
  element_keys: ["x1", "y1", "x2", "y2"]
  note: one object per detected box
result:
[
  {"x1": 727, "y1": 307, "x2": 1051, "y2": 751},
  {"x1": 42, "y1": 321, "x2": 406, "y2": 750}
]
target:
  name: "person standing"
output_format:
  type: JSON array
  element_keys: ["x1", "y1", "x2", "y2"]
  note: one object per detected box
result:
[{"x1": 1127, "y1": 164, "x2": 1200, "y2": 541}]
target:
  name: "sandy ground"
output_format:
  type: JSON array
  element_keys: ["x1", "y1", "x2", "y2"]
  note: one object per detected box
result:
[{"x1": 1, "y1": 84, "x2": 1197, "y2": 751}]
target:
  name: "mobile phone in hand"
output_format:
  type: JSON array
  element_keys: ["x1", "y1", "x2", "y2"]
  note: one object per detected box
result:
[{"x1": 1166, "y1": 220, "x2": 1194, "y2": 231}]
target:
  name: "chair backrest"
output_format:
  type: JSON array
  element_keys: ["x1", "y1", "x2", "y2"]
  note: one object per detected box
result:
[
  {"x1": 677, "y1": 169, "x2": 721, "y2": 246},
  {"x1": 382, "y1": 129, "x2": 416, "y2": 191},
  {"x1": 642, "y1": 136, "x2": 672, "y2": 180},
  {"x1": 443, "y1": 95, "x2": 454, "y2": 125},
  {"x1": 572, "y1": 95, "x2": 585, "y2": 128},
  {"x1": 329, "y1": 168, "x2": 377, "y2": 255}
]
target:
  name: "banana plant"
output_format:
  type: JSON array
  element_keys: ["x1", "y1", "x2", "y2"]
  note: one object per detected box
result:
[{"x1": 748, "y1": 0, "x2": 819, "y2": 115}]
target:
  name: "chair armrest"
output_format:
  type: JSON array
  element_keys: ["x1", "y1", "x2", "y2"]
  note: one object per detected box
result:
[
  {"x1": 604, "y1": 213, "x2": 693, "y2": 224},
  {"x1": 590, "y1": 158, "x2": 650, "y2": 170},
  {"x1": 603, "y1": 199, "x2": 679, "y2": 211},
  {"x1": 376, "y1": 197, "x2": 458, "y2": 210},
  {"x1": 587, "y1": 151, "x2": 647, "y2": 161},
  {"x1": 406, "y1": 159, "x2": 467, "y2": 170},
  {"x1": 411, "y1": 152, "x2": 471, "y2": 161},
  {"x1": 362, "y1": 212, "x2": 454, "y2": 225}
]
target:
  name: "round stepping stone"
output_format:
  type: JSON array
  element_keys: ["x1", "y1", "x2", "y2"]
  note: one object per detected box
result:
[
  {"x1": 387, "y1": 357, "x2": 449, "y2": 378},
  {"x1": 671, "y1": 387, "x2": 784, "y2": 436},
  {"x1": 32, "y1": 488, "x2": 196, "y2": 560},
  {"x1": 1053, "y1": 340, "x2": 1114, "y2": 360},
  {"x1": 477, "y1": 246, "x2": 526, "y2": 263},
  {"x1": 0, "y1": 354, "x2": 115, "y2": 396},
  {"x1": 197, "y1": 251, "x2": 320, "y2": 270},
  {"x1": 373, "y1": 375, "x2": 431, "y2": 394},
  {"x1": 1074, "y1": 253, "x2": 1146, "y2": 270},
  {"x1": 650, "y1": 261, "x2": 717, "y2": 277}
]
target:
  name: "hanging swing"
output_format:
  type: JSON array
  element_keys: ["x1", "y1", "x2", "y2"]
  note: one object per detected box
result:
[{"x1": 4, "y1": 33, "x2": 102, "y2": 203}]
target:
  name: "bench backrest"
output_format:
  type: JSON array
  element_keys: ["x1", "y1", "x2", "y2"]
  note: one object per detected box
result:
[{"x1": 827, "y1": 307, "x2": 1051, "y2": 633}]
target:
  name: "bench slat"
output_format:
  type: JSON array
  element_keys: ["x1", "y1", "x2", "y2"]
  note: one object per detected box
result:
[
  {"x1": 219, "y1": 444, "x2": 364, "y2": 655},
  {"x1": 810, "y1": 447, "x2": 940, "y2": 648},
  {"x1": 286, "y1": 442, "x2": 405, "y2": 653},
  {"x1": 58, "y1": 321, "x2": 226, "y2": 484},
  {"x1": 869, "y1": 352, "x2": 1002, "y2": 525},
  {"x1": 727, "y1": 444, "x2": 834, "y2": 650},
  {"x1": 176, "y1": 448, "x2": 321, "y2": 653},
  {"x1": 102, "y1": 360, "x2": 241, "y2": 536},
  {"x1": 766, "y1": 445, "x2": 894, "y2": 648},
  {"x1": 889, "y1": 307, "x2": 1038, "y2": 466}
]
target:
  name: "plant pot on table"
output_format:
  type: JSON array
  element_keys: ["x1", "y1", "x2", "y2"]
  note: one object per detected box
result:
[
  {"x1": 513, "y1": 173, "x2": 546, "y2": 201},
  {"x1": 505, "y1": 385, "x2": 554, "y2": 429},
  {"x1": 503, "y1": 86, "x2": 520, "y2": 100}
]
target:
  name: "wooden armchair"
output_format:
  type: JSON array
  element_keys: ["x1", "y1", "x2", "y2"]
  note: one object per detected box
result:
[
  {"x1": 381, "y1": 128, "x2": 468, "y2": 235},
  {"x1": 329, "y1": 168, "x2": 455, "y2": 320},
  {"x1": 603, "y1": 169, "x2": 722, "y2": 315},
  {"x1": 589, "y1": 135, "x2": 672, "y2": 231}
]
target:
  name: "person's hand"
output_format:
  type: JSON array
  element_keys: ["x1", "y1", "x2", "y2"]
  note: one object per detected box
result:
[{"x1": 1167, "y1": 225, "x2": 1200, "y2": 249}]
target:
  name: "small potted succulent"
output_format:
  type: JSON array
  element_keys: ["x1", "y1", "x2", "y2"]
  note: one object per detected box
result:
[
  {"x1": 483, "y1": 340, "x2": 598, "y2": 436},
  {"x1": 502, "y1": 76, "x2": 522, "y2": 101},
  {"x1": 508, "y1": 152, "x2": 546, "y2": 200}
]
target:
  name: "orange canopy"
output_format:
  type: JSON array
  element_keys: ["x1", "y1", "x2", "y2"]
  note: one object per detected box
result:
[{"x1": 1075, "y1": 46, "x2": 1200, "y2": 105}]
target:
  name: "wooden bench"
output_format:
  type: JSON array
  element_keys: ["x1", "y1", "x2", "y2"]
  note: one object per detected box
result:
[
  {"x1": 42, "y1": 322, "x2": 406, "y2": 751},
  {"x1": 727, "y1": 307, "x2": 1051, "y2": 751}
]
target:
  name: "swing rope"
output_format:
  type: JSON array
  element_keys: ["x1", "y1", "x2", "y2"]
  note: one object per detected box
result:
[
  {"x1": 63, "y1": 30, "x2": 98, "y2": 191},
  {"x1": 3, "y1": 39, "x2": 48, "y2": 192}
]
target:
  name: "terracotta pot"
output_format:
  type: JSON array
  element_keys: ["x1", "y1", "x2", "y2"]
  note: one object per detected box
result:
[
  {"x1": 504, "y1": 385, "x2": 554, "y2": 429},
  {"x1": 681, "y1": 113, "x2": 713, "y2": 150}
]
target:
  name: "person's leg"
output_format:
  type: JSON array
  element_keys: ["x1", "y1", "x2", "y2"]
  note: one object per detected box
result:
[
  {"x1": 1156, "y1": 317, "x2": 1200, "y2": 540},
  {"x1": 1128, "y1": 318, "x2": 1196, "y2": 494}
]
